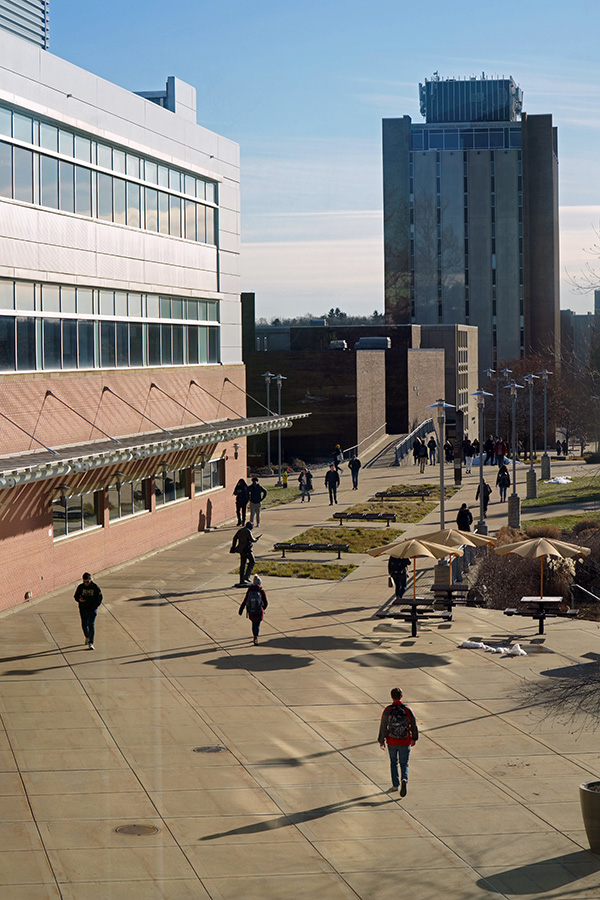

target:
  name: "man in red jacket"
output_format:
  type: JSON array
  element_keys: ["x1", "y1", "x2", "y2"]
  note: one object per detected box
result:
[{"x1": 378, "y1": 687, "x2": 418, "y2": 797}]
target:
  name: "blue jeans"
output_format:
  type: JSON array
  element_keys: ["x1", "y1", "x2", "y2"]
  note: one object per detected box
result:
[
  {"x1": 388, "y1": 744, "x2": 411, "y2": 787},
  {"x1": 78, "y1": 605, "x2": 98, "y2": 643}
]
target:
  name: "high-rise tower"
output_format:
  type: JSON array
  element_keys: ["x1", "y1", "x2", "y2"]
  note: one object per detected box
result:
[
  {"x1": 383, "y1": 74, "x2": 560, "y2": 373},
  {"x1": 0, "y1": 0, "x2": 49, "y2": 48}
]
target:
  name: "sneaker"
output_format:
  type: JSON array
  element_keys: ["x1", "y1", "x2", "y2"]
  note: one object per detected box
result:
[
  {"x1": 253, "y1": 637, "x2": 258, "y2": 645},
  {"x1": 84, "y1": 638, "x2": 89, "y2": 645},
  {"x1": 88, "y1": 643, "x2": 94, "y2": 650},
  {"x1": 400, "y1": 781, "x2": 407, "y2": 797}
]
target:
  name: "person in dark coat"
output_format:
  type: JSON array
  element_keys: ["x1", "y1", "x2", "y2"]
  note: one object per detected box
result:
[
  {"x1": 388, "y1": 556, "x2": 409, "y2": 600},
  {"x1": 476, "y1": 480, "x2": 492, "y2": 515},
  {"x1": 333, "y1": 444, "x2": 344, "y2": 471},
  {"x1": 230, "y1": 522, "x2": 260, "y2": 584},
  {"x1": 456, "y1": 503, "x2": 473, "y2": 531},
  {"x1": 496, "y1": 465, "x2": 511, "y2": 502},
  {"x1": 74, "y1": 572, "x2": 103, "y2": 650},
  {"x1": 233, "y1": 478, "x2": 249, "y2": 525},
  {"x1": 248, "y1": 477, "x2": 267, "y2": 526},
  {"x1": 325, "y1": 464, "x2": 340, "y2": 504},
  {"x1": 298, "y1": 468, "x2": 313, "y2": 502},
  {"x1": 427, "y1": 437, "x2": 437, "y2": 466},
  {"x1": 238, "y1": 575, "x2": 268, "y2": 645},
  {"x1": 348, "y1": 455, "x2": 362, "y2": 490}
]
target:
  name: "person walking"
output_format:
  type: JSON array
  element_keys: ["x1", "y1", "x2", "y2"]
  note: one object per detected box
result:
[
  {"x1": 463, "y1": 439, "x2": 473, "y2": 474},
  {"x1": 456, "y1": 503, "x2": 473, "y2": 532},
  {"x1": 248, "y1": 476, "x2": 267, "y2": 526},
  {"x1": 325, "y1": 464, "x2": 340, "y2": 505},
  {"x1": 484, "y1": 436, "x2": 494, "y2": 465},
  {"x1": 233, "y1": 478, "x2": 249, "y2": 526},
  {"x1": 476, "y1": 479, "x2": 492, "y2": 516},
  {"x1": 496, "y1": 464, "x2": 511, "y2": 502},
  {"x1": 238, "y1": 575, "x2": 268, "y2": 645},
  {"x1": 495, "y1": 438, "x2": 508, "y2": 466},
  {"x1": 230, "y1": 521, "x2": 260, "y2": 585},
  {"x1": 378, "y1": 687, "x2": 418, "y2": 797},
  {"x1": 427, "y1": 436, "x2": 437, "y2": 466},
  {"x1": 298, "y1": 468, "x2": 313, "y2": 502},
  {"x1": 418, "y1": 440, "x2": 428, "y2": 473},
  {"x1": 412, "y1": 437, "x2": 421, "y2": 466},
  {"x1": 74, "y1": 572, "x2": 103, "y2": 650},
  {"x1": 388, "y1": 556, "x2": 409, "y2": 601},
  {"x1": 444, "y1": 439, "x2": 454, "y2": 463},
  {"x1": 348, "y1": 455, "x2": 361, "y2": 490},
  {"x1": 333, "y1": 444, "x2": 344, "y2": 471}
]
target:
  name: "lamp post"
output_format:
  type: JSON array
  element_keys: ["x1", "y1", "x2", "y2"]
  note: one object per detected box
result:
[
  {"x1": 539, "y1": 369, "x2": 552, "y2": 479},
  {"x1": 427, "y1": 399, "x2": 455, "y2": 529},
  {"x1": 261, "y1": 371, "x2": 275, "y2": 473},
  {"x1": 506, "y1": 381, "x2": 524, "y2": 528},
  {"x1": 483, "y1": 368, "x2": 497, "y2": 436},
  {"x1": 523, "y1": 374, "x2": 539, "y2": 499},
  {"x1": 499, "y1": 368, "x2": 512, "y2": 441},
  {"x1": 274, "y1": 374, "x2": 286, "y2": 486},
  {"x1": 472, "y1": 389, "x2": 493, "y2": 534}
]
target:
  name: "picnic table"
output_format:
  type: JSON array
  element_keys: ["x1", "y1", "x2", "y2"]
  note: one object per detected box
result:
[
  {"x1": 377, "y1": 597, "x2": 451, "y2": 637},
  {"x1": 504, "y1": 596, "x2": 576, "y2": 634},
  {"x1": 429, "y1": 583, "x2": 470, "y2": 615}
]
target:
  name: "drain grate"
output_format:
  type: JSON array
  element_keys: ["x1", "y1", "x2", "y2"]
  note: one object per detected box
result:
[
  {"x1": 114, "y1": 824, "x2": 160, "y2": 836},
  {"x1": 193, "y1": 745, "x2": 227, "y2": 753}
]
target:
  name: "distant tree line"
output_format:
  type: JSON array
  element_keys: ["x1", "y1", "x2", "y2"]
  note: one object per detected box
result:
[{"x1": 256, "y1": 308, "x2": 385, "y2": 327}]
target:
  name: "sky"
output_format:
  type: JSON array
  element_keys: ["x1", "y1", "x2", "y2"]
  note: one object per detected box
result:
[{"x1": 50, "y1": 0, "x2": 600, "y2": 321}]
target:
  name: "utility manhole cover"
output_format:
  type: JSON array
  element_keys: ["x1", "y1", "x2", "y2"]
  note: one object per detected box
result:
[
  {"x1": 114, "y1": 824, "x2": 160, "y2": 836},
  {"x1": 193, "y1": 745, "x2": 227, "y2": 753}
]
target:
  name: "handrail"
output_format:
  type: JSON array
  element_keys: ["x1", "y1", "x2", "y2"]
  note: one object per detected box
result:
[
  {"x1": 394, "y1": 419, "x2": 434, "y2": 465},
  {"x1": 571, "y1": 584, "x2": 600, "y2": 608},
  {"x1": 343, "y1": 422, "x2": 387, "y2": 458}
]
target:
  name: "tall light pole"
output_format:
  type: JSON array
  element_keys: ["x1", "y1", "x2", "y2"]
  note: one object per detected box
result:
[
  {"x1": 472, "y1": 389, "x2": 493, "y2": 534},
  {"x1": 506, "y1": 381, "x2": 524, "y2": 528},
  {"x1": 523, "y1": 374, "x2": 539, "y2": 499},
  {"x1": 274, "y1": 374, "x2": 286, "y2": 486},
  {"x1": 499, "y1": 368, "x2": 512, "y2": 441},
  {"x1": 261, "y1": 371, "x2": 275, "y2": 473},
  {"x1": 539, "y1": 369, "x2": 552, "y2": 480},
  {"x1": 483, "y1": 368, "x2": 497, "y2": 436},
  {"x1": 427, "y1": 399, "x2": 455, "y2": 528}
]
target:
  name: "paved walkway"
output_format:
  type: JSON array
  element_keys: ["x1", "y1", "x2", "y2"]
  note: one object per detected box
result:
[{"x1": 2, "y1": 453, "x2": 600, "y2": 898}]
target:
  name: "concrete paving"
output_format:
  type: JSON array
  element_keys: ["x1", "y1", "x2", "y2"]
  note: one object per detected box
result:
[{"x1": 1, "y1": 452, "x2": 600, "y2": 898}]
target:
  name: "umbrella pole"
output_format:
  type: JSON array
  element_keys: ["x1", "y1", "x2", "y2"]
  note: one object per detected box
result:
[
  {"x1": 413, "y1": 558, "x2": 416, "y2": 602},
  {"x1": 540, "y1": 556, "x2": 543, "y2": 599},
  {"x1": 448, "y1": 555, "x2": 453, "y2": 586}
]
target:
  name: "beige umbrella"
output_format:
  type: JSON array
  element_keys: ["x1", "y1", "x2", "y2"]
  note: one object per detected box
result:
[
  {"x1": 419, "y1": 528, "x2": 496, "y2": 584},
  {"x1": 495, "y1": 537, "x2": 590, "y2": 598},
  {"x1": 368, "y1": 537, "x2": 463, "y2": 602}
]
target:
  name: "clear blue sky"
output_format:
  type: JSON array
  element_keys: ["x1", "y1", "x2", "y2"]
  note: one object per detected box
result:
[{"x1": 51, "y1": 0, "x2": 600, "y2": 319}]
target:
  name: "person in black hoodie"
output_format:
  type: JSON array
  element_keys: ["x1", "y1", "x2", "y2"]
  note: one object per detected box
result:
[
  {"x1": 248, "y1": 477, "x2": 267, "y2": 526},
  {"x1": 74, "y1": 572, "x2": 103, "y2": 650},
  {"x1": 456, "y1": 503, "x2": 473, "y2": 531},
  {"x1": 233, "y1": 478, "x2": 249, "y2": 525}
]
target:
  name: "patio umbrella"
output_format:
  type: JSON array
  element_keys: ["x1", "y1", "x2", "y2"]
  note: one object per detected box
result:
[
  {"x1": 419, "y1": 528, "x2": 496, "y2": 584},
  {"x1": 494, "y1": 537, "x2": 590, "y2": 599},
  {"x1": 368, "y1": 537, "x2": 463, "y2": 602}
]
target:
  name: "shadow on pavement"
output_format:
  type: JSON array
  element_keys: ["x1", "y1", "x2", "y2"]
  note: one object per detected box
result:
[{"x1": 476, "y1": 849, "x2": 600, "y2": 894}]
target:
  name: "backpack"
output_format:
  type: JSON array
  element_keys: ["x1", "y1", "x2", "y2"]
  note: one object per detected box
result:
[
  {"x1": 387, "y1": 704, "x2": 410, "y2": 740},
  {"x1": 246, "y1": 589, "x2": 263, "y2": 616}
]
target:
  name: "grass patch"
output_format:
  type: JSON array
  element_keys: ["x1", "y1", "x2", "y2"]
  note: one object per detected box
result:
[
  {"x1": 333, "y1": 500, "x2": 437, "y2": 524},
  {"x1": 522, "y1": 476, "x2": 600, "y2": 510},
  {"x1": 261, "y1": 485, "x2": 301, "y2": 508},
  {"x1": 246, "y1": 561, "x2": 358, "y2": 580},
  {"x1": 524, "y1": 513, "x2": 600, "y2": 532},
  {"x1": 373, "y1": 482, "x2": 460, "y2": 501},
  {"x1": 288, "y1": 526, "x2": 404, "y2": 554}
]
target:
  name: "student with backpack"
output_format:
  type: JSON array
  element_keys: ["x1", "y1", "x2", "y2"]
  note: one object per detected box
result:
[
  {"x1": 238, "y1": 575, "x2": 268, "y2": 645},
  {"x1": 378, "y1": 687, "x2": 418, "y2": 797}
]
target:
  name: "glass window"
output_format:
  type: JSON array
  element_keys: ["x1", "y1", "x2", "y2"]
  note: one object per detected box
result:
[
  {"x1": 113, "y1": 178, "x2": 126, "y2": 224},
  {"x1": 0, "y1": 281, "x2": 14, "y2": 309},
  {"x1": 172, "y1": 298, "x2": 183, "y2": 319},
  {"x1": 185, "y1": 199, "x2": 196, "y2": 241},
  {"x1": 196, "y1": 179, "x2": 206, "y2": 201},
  {"x1": 205, "y1": 182, "x2": 216, "y2": 204},
  {"x1": 184, "y1": 174, "x2": 196, "y2": 197},
  {"x1": 78, "y1": 320, "x2": 94, "y2": 368},
  {"x1": 62, "y1": 320, "x2": 77, "y2": 369},
  {"x1": 194, "y1": 458, "x2": 224, "y2": 493},
  {"x1": 112, "y1": 148, "x2": 125, "y2": 174},
  {"x1": 108, "y1": 479, "x2": 147, "y2": 521},
  {"x1": 158, "y1": 192, "x2": 169, "y2": 234},
  {"x1": 160, "y1": 296, "x2": 171, "y2": 318},
  {"x1": 13, "y1": 147, "x2": 33, "y2": 202},
  {"x1": 208, "y1": 326, "x2": 219, "y2": 363},
  {"x1": 74, "y1": 135, "x2": 91, "y2": 162},
  {"x1": 411, "y1": 132, "x2": 424, "y2": 151},
  {"x1": 59, "y1": 160, "x2": 74, "y2": 212},
  {"x1": 196, "y1": 205, "x2": 206, "y2": 243},
  {"x1": 188, "y1": 325, "x2": 199, "y2": 364},
  {"x1": 474, "y1": 130, "x2": 488, "y2": 149},
  {"x1": 155, "y1": 468, "x2": 187, "y2": 505},
  {"x1": 126, "y1": 153, "x2": 140, "y2": 179},
  {"x1": 169, "y1": 195, "x2": 181, "y2": 237},
  {"x1": 16, "y1": 317, "x2": 36, "y2": 369},
  {"x1": 161, "y1": 324, "x2": 172, "y2": 364},
  {"x1": 40, "y1": 155, "x2": 58, "y2": 208},
  {"x1": 0, "y1": 316, "x2": 15, "y2": 370},
  {"x1": 40, "y1": 122, "x2": 58, "y2": 152},
  {"x1": 77, "y1": 288, "x2": 93, "y2": 314},
  {"x1": 145, "y1": 188, "x2": 158, "y2": 231},
  {"x1": 116, "y1": 322, "x2": 128, "y2": 366},
  {"x1": 52, "y1": 490, "x2": 99, "y2": 538},
  {"x1": 148, "y1": 323, "x2": 161, "y2": 365},
  {"x1": 198, "y1": 301, "x2": 208, "y2": 321},
  {"x1": 98, "y1": 173, "x2": 113, "y2": 220},
  {"x1": 43, "y1": 318, "x2": 61, "y2": 368},
  {"x1": 59, "y1": 130, "x2": 74, "y2": 156},
  {"x1": 115, "y1": 292, "x2": 127, "y2": 317},
  {"x1": 0, "y1": 141, "x2": 11, "y2": 197},
  {"x1": 126, "y1": 182, "x2": 140, "y2": 228},
  {"x1": 207, "y1": 301, "x2": 219, "y2": 322},
  {"x1": 444, "y1": 132, "x2": 459, "y2": 150},
  {"x1": 13, "y1": 113, "x2": 32, "y2": 143},
  {"x1": 42, "y1": 284, "x2": 60, "y2": 312},
  {"x1": 100, "y1": 320, "x2": 116, "y2": 366},
  {"x1": 128, "y1": 293, "x2": 142, "y2": 317},
  {"x1": 61, "y1": 286, "x2": 76, "y2": 313},
  {"x1": 129, "y1": 322, "x2": 143, "y2": 366},
  {"x1": 15, "y1": 282, "x2": 34, "y2": 311},
  {"x1": 75, "y1": 166, "x2": 92, "y2": 216},
  {"x1": 198, "y1": 326, "x2": 208, "y2": 363},
  {"x1": 99, "y1": 290, "x2": 114, "y2": 316},
  {"x1": 0, "y1": 108, "x2": 11, "y2": 137},
  {"x1": 144, "y1": 160, "x2": 158, "y2": 184},
  {"x1": 172, "y1": 324, "x2": 184, "y2": 364},
  {"x1": 158, "y1": 165, "x2": 168, "y2": 188},
  {"x1": 206, "y1": 207, "x2": 216, "y2": 245},
  {"x1": 460, "y1": 130, "x2": 474, "y2": 149},
  {"x1": 146, "y1": 294, "x2": 159, "y2": 318},
  {"x1": 97, "y1": 143, "x2": 111, "y2": 168},
  {"x1": 186, "y1": 299, "x2": 199, "y2": 320}
]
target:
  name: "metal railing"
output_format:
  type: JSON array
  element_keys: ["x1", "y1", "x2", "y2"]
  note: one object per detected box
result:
[
  {"x1": 343, "y1": 422, "x2": 387, "y2": 459},
  {"x1": 394, "y1": 419, "x2": 434, "y2": 465}
]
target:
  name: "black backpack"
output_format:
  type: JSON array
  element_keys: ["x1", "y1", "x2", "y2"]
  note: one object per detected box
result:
[
  {"x1": 246, "y1": 589, "x2": 263, "y2": 616},
  {"x1": 387, "y1": 704, "x2": 410, "y2": 740}
]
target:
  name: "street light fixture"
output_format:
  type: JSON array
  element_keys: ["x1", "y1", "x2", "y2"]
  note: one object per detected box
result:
[
  {"x1": 483, "y1": 368, "x2": 497, "y2": 436},
  {"x1": 426, "y1": 399, "x2": 455, "y2": 528},
  {"x1": 523, "y1": 374, "x2": 539, "y2": 499},
  {"x1": 538, "y1": 370, "x2": 552, "y2": 479},
  {"x1": 274, "y1": 374, "x2": 287, "y2": 486},
  {"x1": 471, "y1": 389, "x2": 493, "y2": 534},
  {"x1": 505, "y1": 381, "x2": 524, "y2": 528},
  {"x1": 261, "y1": 371, "x2": 275, "y2": 473}
]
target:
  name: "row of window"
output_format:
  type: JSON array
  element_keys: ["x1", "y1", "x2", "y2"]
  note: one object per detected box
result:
[
  {"x1": 0, "y1": 280, "x2": 219, "y2": 322},
  {"x1": 0, "y1": 317, "x2": 220, "y2": 371},
  {"x1": 0, "y1": 105, "x2": 217, "y2": 201},
  {"x1": 0, "y1": 142, "x2": 217, "y2": 243},
  {"x1": 52, "y1": 461, "x2": 225, "y2": 539},
  {"x1": 411, "y1": 127, "x2": 522, "y2": 152}
]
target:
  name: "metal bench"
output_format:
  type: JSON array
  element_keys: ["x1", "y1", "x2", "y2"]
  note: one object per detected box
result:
[
  {"x1": 375, "y1": 490, "x2": 431, "y2": 502},
  {"x1": 273, "y1": 542, "x2": 349, "y2": 559},
  {"x1": 333, "y1": 512, "x2": 397, "y2": 527}
]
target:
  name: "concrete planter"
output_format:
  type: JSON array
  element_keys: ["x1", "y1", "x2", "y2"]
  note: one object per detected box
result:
[{"x1": 580, "y1": 782, "x2": 600, "y2": 853}]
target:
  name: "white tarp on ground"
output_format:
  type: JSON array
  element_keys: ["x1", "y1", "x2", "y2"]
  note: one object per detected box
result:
[
  {"x1": 459, "y1": 640, "x2": 527, "y2": 656},
  {"x1": 543, "y1": 476, "x2": 572, "y2": 484}
]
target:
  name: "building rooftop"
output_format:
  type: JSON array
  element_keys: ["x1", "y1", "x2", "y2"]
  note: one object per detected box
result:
[{"x1": 419, "y1": 73, "x2": 523, "y2": 124}]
